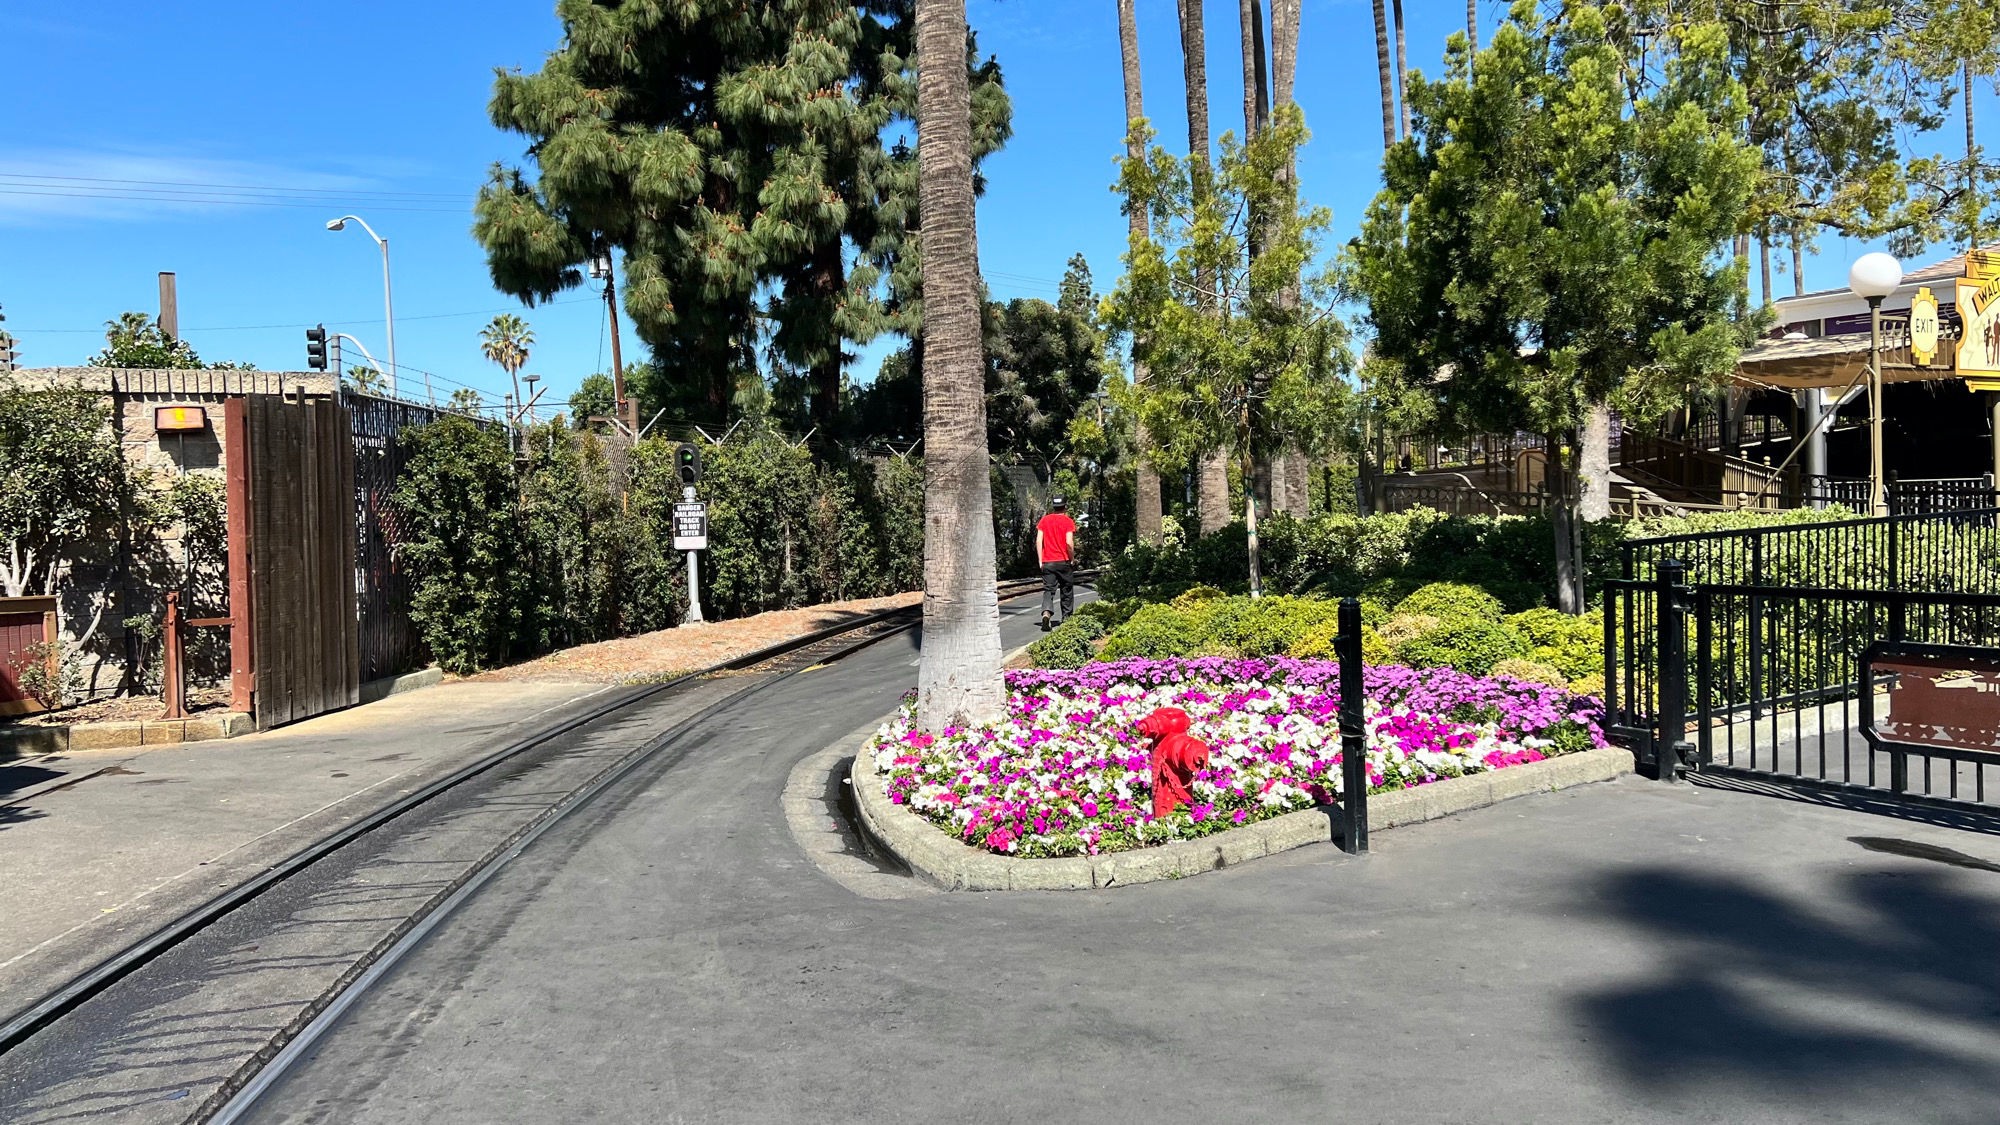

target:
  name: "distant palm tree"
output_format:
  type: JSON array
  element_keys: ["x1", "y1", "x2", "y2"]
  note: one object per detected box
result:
[
  {"x1": 103, "y1": 311, "x2": 156, "y2": 349},
  {"x1": 1372, "y1": 0, "x2": 1395, "y2": 149},
  {"x1": 480, "y1": 314, "x2": 534, "y2": 434},
  {"x1": 915, "y1": 0, "x2": 1004, "y2": 730},
  {"x1": 346, "y1": 364, "x2": 385, "y2": 395},
  {"x1": 448, "y1": 388, "x2": 484, "y2": 415}
]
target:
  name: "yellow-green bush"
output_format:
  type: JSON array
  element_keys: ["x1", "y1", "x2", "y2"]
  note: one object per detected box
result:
[
  {"x1": 1395, "y1": 582, "x2": 1506, "y2": 622},
  {"x1": 1379, "y1": 613, "x2": 1442, "y2": 648},
  {"x1": 1392, "y1": 615, "x2": 1530, "y2": 675},
  {"x1": 1491, "y1": 657, "x2": 1568, "y2": 689},
  {"x1": 1096, "y1": 603, "x2": 1205, "y2": 661}
]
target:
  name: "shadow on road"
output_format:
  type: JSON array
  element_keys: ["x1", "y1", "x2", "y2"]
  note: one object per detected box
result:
[{"x1": 1573, "y1": 853, "x2": 2000, "y2": 1117}]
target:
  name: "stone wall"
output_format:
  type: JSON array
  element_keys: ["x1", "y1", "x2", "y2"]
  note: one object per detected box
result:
[{"x1": 9, "y1": 368, "x2": 335, "y2": 701}]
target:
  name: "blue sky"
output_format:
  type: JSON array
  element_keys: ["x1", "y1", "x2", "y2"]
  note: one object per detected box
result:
[{"x1": 1, "y1": 1, "x2": 1989, "y2": 413}]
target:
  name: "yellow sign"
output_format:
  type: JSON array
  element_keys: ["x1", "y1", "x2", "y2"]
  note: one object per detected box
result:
[
  {"x1": 1959, "y1": 272, "x2": 2000, "y2": 376},
  {"x1": 1911, "y1": 286, "x2": 1941, "y2": 365}
]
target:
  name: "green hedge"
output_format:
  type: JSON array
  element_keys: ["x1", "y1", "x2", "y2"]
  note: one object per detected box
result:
[{"x1": 396, "y1": 420, "x2": 928, "y2": 675}]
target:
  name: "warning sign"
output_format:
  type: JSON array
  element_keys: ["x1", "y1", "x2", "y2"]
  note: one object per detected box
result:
[{"x1": 673, "y1": 501, "x2": 708, "y2": 551}]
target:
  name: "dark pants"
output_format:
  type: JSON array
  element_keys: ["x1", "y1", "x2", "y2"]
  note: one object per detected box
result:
[{"x1": 1041, "y1": 561, "x2": 1075, "y2": 622}]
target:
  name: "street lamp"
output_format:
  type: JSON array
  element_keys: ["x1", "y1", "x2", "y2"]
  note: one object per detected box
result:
[
  {"x1": 326, "y1": 215, "x2": 411, "y2": 402},
  {"x1": 1849, "y1": 252, "x2": 1902, "y2": 517}
]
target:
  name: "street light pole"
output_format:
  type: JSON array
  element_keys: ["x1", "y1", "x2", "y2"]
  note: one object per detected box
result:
[
  {"x1": 1848, "y1": 252, "x2": 1903, "y2": 518},
  {"x1": 327, "y1": 214, "x2": 414, "y2": 403}
]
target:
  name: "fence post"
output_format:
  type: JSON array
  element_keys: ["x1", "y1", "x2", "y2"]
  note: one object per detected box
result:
[
  {"x1": 1655, "y1": 559, "x2": 1690, "y2": 781},
  {"x1": 162, "y1": 592, "x2": 185, "y2": 721},
  {"x1": 1337, "y1": 596, "x2": 1368, "y2": 854}
]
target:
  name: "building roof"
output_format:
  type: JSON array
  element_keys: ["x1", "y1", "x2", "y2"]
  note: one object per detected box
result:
[{"x1": 1735, "y1": 320, "x2": 1958, "y2": 390}]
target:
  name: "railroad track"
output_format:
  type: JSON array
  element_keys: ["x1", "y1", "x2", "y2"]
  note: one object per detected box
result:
[{"x1": 0, "y1": 573, "x2": 1083, "y2": 1122}]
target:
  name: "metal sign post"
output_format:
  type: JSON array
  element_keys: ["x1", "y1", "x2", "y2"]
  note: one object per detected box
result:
[{"x1": 675, "y1": 486, "x2": 708, "y2": 624}]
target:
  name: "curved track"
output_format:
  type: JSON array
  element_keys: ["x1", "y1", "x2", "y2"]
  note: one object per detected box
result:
[{"x1": 0, "y1": 579, "x2": 1070, "y2": 1123}]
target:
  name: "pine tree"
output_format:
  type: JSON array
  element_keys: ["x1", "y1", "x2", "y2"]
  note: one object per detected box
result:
[
  {"x1": 1350, "y1": 2, "x2": 1758, "y2": 612},
  {"x1": 475, "y1": 1, "x2": 1008, "y2": 430}
]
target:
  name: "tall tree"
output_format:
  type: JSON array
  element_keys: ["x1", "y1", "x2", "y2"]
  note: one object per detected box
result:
[
  {"x1": 1108, "y1": 111, "x2": 1352, "y2": 595},
  {"x1": 1393, "y1": 0, "x2": 1409, "y2": 139},
  {"x1": 1117, "y1": 0, "x2": 1164, "y2": 545},
  {"x1": 914, "y1": 0, "x2": 1003, "y2": 730},
  {"x1": 1177, "y1": 0, "x2": 1233, "y2": 533},
  {"x1": 1372, "y1": 2, "x2": 1396, "y2": 155},
  {"x1": 475, "y1": 2, "x2": 1008, "y2": 430},
  {"x1": 1350, "y1": 2, "x2": 1757, "y2": 612},
  {"x1": 480, "y1": 314, "x2": 534, "y2": 416},
  {"x1": 1468, "y1": 0, "x2": 1478, "y2": 76}
]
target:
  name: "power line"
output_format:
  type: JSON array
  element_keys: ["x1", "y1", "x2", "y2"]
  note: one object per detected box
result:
[
  {"x1": 27, "y1": 297, "x2": 598, "y2": 335},
  {"x1": 0, "y1": 171, "x2": 464, "y2": 199},
  {"x1": 0, "y1": 187, "x2": 465, "y2": 214}
]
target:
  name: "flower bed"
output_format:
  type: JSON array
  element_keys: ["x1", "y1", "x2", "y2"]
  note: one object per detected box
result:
[{"x1": 866, "y1": 657, "x2": 1606, "y2": 858}]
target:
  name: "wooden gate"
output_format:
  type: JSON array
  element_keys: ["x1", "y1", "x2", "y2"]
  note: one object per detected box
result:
[
  {"x1": 226, "y1": 396, "x2": 360, "y2": 728},
  {"x1": 0, "y1": 596, "x2": 59, "y2": 717}
]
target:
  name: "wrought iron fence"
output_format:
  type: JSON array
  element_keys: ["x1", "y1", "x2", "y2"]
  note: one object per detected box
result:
[
  {"x1": 1619, "y1": 506, "x2": 2000, "y2": 594},
  {"x1": 350, "y1": 393, "x2": 451, "y2": 682}
]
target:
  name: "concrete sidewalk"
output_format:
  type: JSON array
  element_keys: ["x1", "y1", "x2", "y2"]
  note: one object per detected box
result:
[{"x1": 0, "y1": 679, "x2": 607, "y2": 1005}]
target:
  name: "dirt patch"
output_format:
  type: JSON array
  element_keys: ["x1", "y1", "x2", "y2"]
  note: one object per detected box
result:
[
  {"x1": 467, "y1": 592, "x2": 924, "y2": 685},
  {"x1": 4, "y1": 688, "x2": 231, "y2": 728}
]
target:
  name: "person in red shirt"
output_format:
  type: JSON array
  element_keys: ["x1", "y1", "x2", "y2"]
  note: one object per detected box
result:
[{"x1": 1035, "y1": 497, "x2": 1078, "y2": 631}]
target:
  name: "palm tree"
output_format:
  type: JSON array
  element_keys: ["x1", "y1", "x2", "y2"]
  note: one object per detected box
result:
[
  {"x1": 1393, "y1": 0, "x2": 1409, "y2": 139},
  {"x1": 1117, "y1": 0, "x2": 1164, "y2": 546},
  {"x1": 1467, "y1": 0, "x2": 1478, "y2": 78},
  {"x1": 915, "y1": 0, "x2": 1004, "y2": 730},
  {"x1": 480, "y1": 313, "x2": 534, "y2": 428},
  {"x1": 1372, "y1": 0, "x2": 1395, "y2": 149},
  {"x1": 1178, "y1": 0, "x2": 1232, "y2": 534}
]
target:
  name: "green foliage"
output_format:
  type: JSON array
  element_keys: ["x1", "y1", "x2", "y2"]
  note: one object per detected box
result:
[
  {"x1": 394, "y1": 417, "x2": 523, "y2": 675},
  {"x1": 1198, "y1": 595, "x2": 1339, "y2": 657},
  {"x1": 475, "y1": 2, "x2": 1011, "y2": 425},
  {"x1": 1075, "y1": 598, "x2": 1140, "y2": 630},
  {"x1": 1107, "y1": 107, "x2": 1352, "y2": 474},
  {"x1": 1394, "y1": 583, "x2": 1504, "y2": 622},
  {"x1": 87, "y1": 312, "x2": 248, "y2": 370},
  {"x1": 568, "y1": 374, "x2": 618, "y2": 428},
  {"x1": 1097, "y1": 602, "x2": 1204, "y2": 661},
  {"x1": 1491, "y1": 658, "x2": 1568, "y2": 689},
  {"x1": 1027, "y1": 614, "x2": 1106, "y2": 669},
  {"x1": 0, "y1": 378, "x2": 138, "y2": 597},
  {"x1": 1391, "y1": 615, "x2": 1530, "y2": 676},
  {"x1": 6, "y1": 639, "x2": 77, "y2": 710}
]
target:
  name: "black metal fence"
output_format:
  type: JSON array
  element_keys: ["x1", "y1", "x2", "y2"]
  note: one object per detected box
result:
[
  {"x1": 350, "y1": 393, "x2": 448, "y2": 682},
  {"x1": 1619, "y1": 506, "x2": 2000, "y2": 593},
  {"x1": 1799, "y1": 474, "x2": 1996, "y2": 515},
  {"x1": 1606, "y1": 510, "x2": 2000, "y2": 820}
]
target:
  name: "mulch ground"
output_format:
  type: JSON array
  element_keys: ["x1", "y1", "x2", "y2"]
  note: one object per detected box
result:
[
  {"x1": 7, "y1": 688, "x2": 231, "y2": 728},
  {"x1": 468, "y1": 592, "x2": 925, "y2": 684}
]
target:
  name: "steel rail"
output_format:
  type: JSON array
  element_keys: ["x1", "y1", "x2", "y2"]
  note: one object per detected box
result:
[
  {"x1": 202, "y1": 576, "x2": 1084, "y2": 1122},
  {"x1": 0, "y1": 576, "x2": 1061, "y2": 1058}
]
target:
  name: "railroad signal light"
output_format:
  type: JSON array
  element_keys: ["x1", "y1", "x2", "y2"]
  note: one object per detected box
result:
[
  {"x1": 305, "y1": 324, "x2": 328, "y2": 371},
  {"x1": 676, "y1": 442, "x2": 702, "y2": 487}
]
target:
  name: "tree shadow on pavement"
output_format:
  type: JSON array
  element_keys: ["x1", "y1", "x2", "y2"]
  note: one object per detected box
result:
[{"x1": 1573, "y1": 856, "x2": 2000, "y2": 1122}]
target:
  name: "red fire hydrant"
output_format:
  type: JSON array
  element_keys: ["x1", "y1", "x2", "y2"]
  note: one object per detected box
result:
[{"x1": 1138, "y1": 706, "x2": 1209, "y2": 819}]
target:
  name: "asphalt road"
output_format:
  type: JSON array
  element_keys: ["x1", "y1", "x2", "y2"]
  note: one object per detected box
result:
[{"x1": 241, "y1": 597, "x2": 2000, "y2": 1125}]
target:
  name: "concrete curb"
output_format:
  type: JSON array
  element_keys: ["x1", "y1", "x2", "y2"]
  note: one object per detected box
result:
[
  {"x1": 850, "y1": 743, "x2": 1636, "y2": 892},
  {"x1": 360, "y1": 666, "x2": 443, "y2": 704},
  {"x1": 0, "y1": 711, "x2": 254, "y2": 758}
]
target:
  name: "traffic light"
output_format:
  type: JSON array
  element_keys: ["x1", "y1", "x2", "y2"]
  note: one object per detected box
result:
[
  {"x1": 305, "y1": 324, "x2": 328, "y2": 371},
  {"x1": 676, "y1": 442, "x2": 702, "y2": 487}
]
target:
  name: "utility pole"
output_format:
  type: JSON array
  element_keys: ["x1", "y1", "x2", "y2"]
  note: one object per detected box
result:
[
  {"x1": 592, "y1": 253, "x2": 637, "y2": 435},
  {"x1": 157, "y1": 272, "x2": 178, "y2": 339}
]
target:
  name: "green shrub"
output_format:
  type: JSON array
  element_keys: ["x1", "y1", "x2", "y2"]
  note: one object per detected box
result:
[
  {"x1": 1028, "y1": 615, "x2": 1106, "y2": 669},
  {"x1": 1394, "y1": 582, "x2": 1505, "y2": 622},
  {"x1": 1491, "y1": 657, "x2": 1568, "y2": 689},
  {"x1": 1391, "y1": 616, "x2": 1529, "y2": 675},
  {"x1": 1506, "y1": 607, "x2": 1604, "y2": 682},
  {"x1": 1170, "y1": 585, "x2": 1229, "y2": 610},
  {"x1": 1098, "y1": 603, "x2": 1204, "y2": 661},
  {"x1": 1361, "y1": 624, "x2": 1393, "y2": 666},
  {"x1": 1378, "y1": 613, "x2": 1441, "y2": 648},
  {"x1": 1199, "y1": 595, "x2": 1338, "y2": 657},
  {"x1": 1075, "y1": 598, "x2": 1140, "y2": 629}
]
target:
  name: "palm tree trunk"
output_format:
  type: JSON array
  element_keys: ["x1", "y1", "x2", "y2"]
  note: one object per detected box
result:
[
  {"x1": 1970, "y1": 57, "x2": 1982, "y2": 246},
  {"x1": 1392, "y1": 0, "x2": 1408, "y2": 140},
  {"x1": 1467, "y1": 0, "x2": 1477, "y2": 76},
  {"x1": 1178, "y1": 0, "x2": 1232, "y2": 534},
  {"x1": 915, "y1": 0, "x2": 1003, "y2": 730},
  {"x1": 1118, "y1": 0, "x2": 1163, "y2": 546},
  {"x1": 1269, "y1": 0, "x2": 1309, "y2": 520},
  {"x1": 1372, "y1": 0, "x2": 1395, "y2": 149}
]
